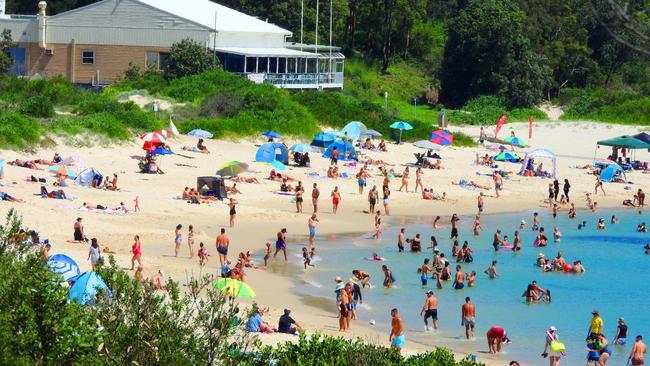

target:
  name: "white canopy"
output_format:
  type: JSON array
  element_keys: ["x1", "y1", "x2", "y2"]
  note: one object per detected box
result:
[
  {"x1": 518, "y1": 148, "x2": 557, "y2": 179},
  {"x1": 213, "y1": 47, "x2": 319, "y2": 57}
]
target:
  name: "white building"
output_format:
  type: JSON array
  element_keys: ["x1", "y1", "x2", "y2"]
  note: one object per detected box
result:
[{"x1": 0, "y1": 0, "x2": 344, "y2": 88}]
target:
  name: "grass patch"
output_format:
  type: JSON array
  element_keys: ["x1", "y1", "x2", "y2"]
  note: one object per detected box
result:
[{"x1": 559, "y1": 88, "x2": 650, "y2": 124}]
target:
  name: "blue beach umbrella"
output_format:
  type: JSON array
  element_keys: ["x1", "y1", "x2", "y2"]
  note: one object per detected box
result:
[
  {"x1": 187, "y1": 129, "x2": 213, "y2": 139},
  {"x1": 48, "y1": 254, "x2": 81, "y2": 282},
  {"x1": 494, "y1": 151, "x2": 520, "y2": 162},
  {"x1": 261, "y1": 131, "x2": 281, "y2": 139},
  {"x1": 389, "y1": 121, "x2": 414, "y2": 142},
  {"x1": 361, "y1": 129, "x2": 383, "y2": 138},
  {"x1": 342, "y1": 121, "x2": 366, "y2": 141},
  {"x1": 271, "y1": 160, "x2": 286, "y2": 171},
  {"x1": 323, "y1": 139, "x2": 357, "y2": 161},
  {"x1": 152, "y1": 147, "x2": 174, "y2": 155},
  {"x1": 504, "y1": 136, "x2": 527, "y2": 147},
  {"x1": 289, "y1": 144, "x2": 313, "y2": 153},
  {"x1": 68, "y1": 271, "x2": 111, "y2": 305}
]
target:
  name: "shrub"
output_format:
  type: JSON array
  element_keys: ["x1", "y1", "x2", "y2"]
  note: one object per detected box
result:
[
  {"x1": 19, "y1": 94, "x2": 55, "y2": 118},
  {"x1": 446, "y1": 95, "x2": 548, "y2": 125},
  {"x1": 559, "y1": 88, "x2": 650, "y2": 124},
  {"x1": 0, "y1": 112, "x2": 42, "y2": 149},
  {"x1": 164, "y1": 38, "x2": 216, "y2": 80}
]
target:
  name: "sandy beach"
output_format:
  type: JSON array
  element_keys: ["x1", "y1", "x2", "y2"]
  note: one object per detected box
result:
[{"x1": 0, "y1": 121, "x2": 647, "y2": 365}]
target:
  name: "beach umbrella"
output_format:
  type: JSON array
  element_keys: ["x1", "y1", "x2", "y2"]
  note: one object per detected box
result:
[
  {"x1": 389, "y1": 121, "x2": 413, "y2": 142},
  {"x1": 155, "y1": 129, "x2": 170, "y2": 138},
  {"x1": 412, "y1": 140, "x2": 441, "y2": 150},
  {"x1": 140, "y1": 131, "x2": 167, "y2": 144},
  {"x1": 342, "y1": 121, "x2": 366, "y2": 141},
  {"x1": 431, "y1": 129, "x2": 454, "y2": 146},
  {"x1": 214, "y1": 278, "x2": 256, "y2": 299},
  {"x1": 68, "y1": 272, "x2": 110, "y2": 305},
  {"x1": 504, "y1": 136, "x2": 527, "y2": 147},
  {"x1": 47, "y1": 254, "x2": 81, "y2": 282},
  {"x1": 361, "y1": 129, "x2": 383, "y2": 138},
  {"x1": 261, "y1": 131, "x2": 281, "y2": 139},
  {"x1": 48, "y1": 164, "x2": 77, "y2": 178},
  {"x1": 487, "y1": 143, "x2": 507, "y2": 152},
  {"x1": 187, "y1": 129, "x2": 213, "y2": 139},
  {"x1": 494, "y1": 151, "x2": 520, "y2": 162},
  {"x1": 216, "y1": 161, "x2": 249, "y2": 177},
  {"x1": 151, "y1": 147, "x2": 174, "y2": 155},
  {"x1": 271, "y1": 160, "x2": 286, "y2": 171},
  {"x1": 289, "y1": 144, "x2": 313, "y2": 153}
]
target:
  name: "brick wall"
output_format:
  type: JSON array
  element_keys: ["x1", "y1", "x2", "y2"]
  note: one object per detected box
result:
[{"x1": 24, "y1": 42, "x2": 170, "y2": 84}]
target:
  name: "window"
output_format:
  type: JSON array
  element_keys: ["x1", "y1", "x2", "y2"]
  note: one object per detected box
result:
[
  {"x1": 81, "y1": 50, "x2": 94, "y2": 65},
  {"x1": 146, "y1": 52, "x2": 170, "y2": 70}
]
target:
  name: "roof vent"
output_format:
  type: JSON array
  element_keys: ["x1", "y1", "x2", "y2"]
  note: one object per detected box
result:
[{"x1": 44, "y1": 48, "x2": 54, "y2": 55}]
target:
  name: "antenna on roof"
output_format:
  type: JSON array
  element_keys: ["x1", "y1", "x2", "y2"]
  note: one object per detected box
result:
[
  {"x1": 300, "y1": 0, "x2": 303, "y2": 51},
  {"x1": 212, "y1": 10, "x2": 218, "y2": 68}
]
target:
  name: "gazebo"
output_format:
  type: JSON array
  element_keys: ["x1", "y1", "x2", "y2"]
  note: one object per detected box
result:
[
  {"x1": 518, "y1": 148, "x2": 557, "y2": 178},
  {"x1": 595, "y1": 135, "x2": 650, "y2": 164}
]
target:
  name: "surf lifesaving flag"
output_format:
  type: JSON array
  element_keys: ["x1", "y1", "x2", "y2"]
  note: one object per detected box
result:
[
  {"x1": 528, "y1": 115, "x2": 533, "y2": 139},
  {"x1": 494, "y1": 114, "x2": 507, "y2": 138}
]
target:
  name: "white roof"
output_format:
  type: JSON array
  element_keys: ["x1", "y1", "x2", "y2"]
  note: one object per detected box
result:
[
  {"x1": 137, "y1": 0, "x2": 291, "y2": 35},
  {"x1": 214, "y1": 47, "x2": 319, "y2": 57}
]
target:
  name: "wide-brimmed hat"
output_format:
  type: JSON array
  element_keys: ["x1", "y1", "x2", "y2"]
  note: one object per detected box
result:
[
  {"x1": 538, "y1": 253, "x2": 545, "y2": 258},
  {"x1": 549, "y1": 326, "x2": 557, "y2": 331},
  {"x1": 335, "y1": 276, "x2": 342, "y2": 282}
]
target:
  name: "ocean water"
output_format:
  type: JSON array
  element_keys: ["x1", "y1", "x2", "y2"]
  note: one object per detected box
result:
[{"x1": 291, "y1": 208, "x2": 649, "y2": 365}]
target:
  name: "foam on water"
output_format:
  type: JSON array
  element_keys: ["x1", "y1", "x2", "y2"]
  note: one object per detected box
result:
[{"x1": 297, "y1": 208, "x2": 649, "y2": 365}]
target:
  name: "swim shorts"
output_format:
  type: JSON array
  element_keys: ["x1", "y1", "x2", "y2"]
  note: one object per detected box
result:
[
  {"x1": 339, "y1": 303, "x2": 348, "y2": 317},
  {"x1": 420, "y1": 274, "x2": 428, "y2": 285},
  {"x1": 463, "y1": 317, "x2": 475, "y2": 328},
  {"x1": 276, "y1": 240, "x2": 286, "y2": 250},
  {"x1": 451, "y1": 228, "x2": 458, "y2": 238},
  {"x1": 310, "y1": 227, "x2": 316, "y2": 237},
  {"x1": 495, "y1": 183, "x2": 502, "y2": 189},
  {"x1": 391, "y1": 335, "x2": 405, "y2": 349},
  {"x1": 358, "y1": 179, "x2": 366, "y2": 187},
  {"x1": 217, "y1": 245, "x2": 228, "y2": 255},
  {"x1": 478, "y1": 204, "x2": 483, "y2": 212},
  {"x1": 454, "y1": 282, "x2": 465, "y2": 290},
  {"x1": 424, "y1": 309, "x2": 438, "y2": 320}
]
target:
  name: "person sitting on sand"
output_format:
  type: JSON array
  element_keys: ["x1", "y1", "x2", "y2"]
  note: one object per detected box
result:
[
  {"x1": 40, "y1": 186, "x2": 67, "y2": 199},
  {"x1": 624, "y1": 195, "x2": 637, "y2": 207},
  {"x1": 379, "y1": 139, "x2": 388, "y2": 152},
  {"x1": 326, "y1": 167, "x2": 335, "y2": 178},
  {"x1": 150, "y1": 270, "x2": 165, "y2": 290},
  {"x1": 232, "y1": 176, "x2": 260, "y2": 184},
  {"x1": 422, "y1": 188, "x2": 433, "y2": 200},
  {"x1": 246, "y1": 308, "x2": 276, "y2": 334},
  {"x1": 364, "y1": 138, "x2": 376, "y2": 150},
  {"x1": 105, "y1": 173, "x2": 119, "y2": 191},
  {"x1": 225, "y1": 183, "x2": 242, "y2": 194},
  {"x1": 0, "y1": 191, "x2": 23, "y2": 202},
  {"x1": 52, "y1": 152, "x2": 63, "y2": 164}
]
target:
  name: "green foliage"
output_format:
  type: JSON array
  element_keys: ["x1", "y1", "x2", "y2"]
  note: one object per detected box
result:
[
  {"x1": 256, "y1": 333, "x2": 484, "y2": 366},
  {"x1": 164, "y1": 38, "x2": 217, "y2": 80},
  {"x1": 452, "y1": 131, "x2": 478, "y2": 147},
  {"x1": 0, "y1": 29, "x2": 17, "y2": 74},
  {"x1": 559, "y1": 88, "x2": 650, "y2": 124},
  {"x1": 0, "y1": 112, "x2": 42, "y2": 149},
  {"x1": 19, "y1": 94, "x2": 55, "y2": 118},
  {"x1": 447, "y1": 95, "x2": 548, "y2": 125}
]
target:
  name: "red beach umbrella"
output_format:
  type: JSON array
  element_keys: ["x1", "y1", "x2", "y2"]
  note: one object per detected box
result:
[{"x1": 430, "y1": 129, "x2": 454, "y2": 146}]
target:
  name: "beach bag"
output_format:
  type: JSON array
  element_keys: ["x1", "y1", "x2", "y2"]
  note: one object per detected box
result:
[{"x1": 550, "y1": 340, "x2": 565, "y2": 353}]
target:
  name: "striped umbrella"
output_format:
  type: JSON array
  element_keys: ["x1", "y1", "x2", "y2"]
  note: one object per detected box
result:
[
  {"x1": 140, "y1": 131, "x2": 167, "y2": 143},
  {"x1": 431, "y1": 129, "x2": 454, "y2": 146},
  {"x1": 48, "y1": 254, "x2": 81, "y2": 282},
  {"x1": 48, "y1": 164, "x2": 78, "y2": 178},
  {"x1": 214, "y1": 278, "x2": 256, "y2": 299},
  {"x1": 216, "y1": 161, "x2": 249, "y2": 177}
]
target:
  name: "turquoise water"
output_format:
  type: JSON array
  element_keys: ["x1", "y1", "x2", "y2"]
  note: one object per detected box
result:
[{"x1": 293, "y1": 209, "x2": 649, "y2": 365}]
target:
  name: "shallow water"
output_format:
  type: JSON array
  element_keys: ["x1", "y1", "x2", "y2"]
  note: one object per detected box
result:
[{"x1": 292, "y1": 208, "x2": 649, "y2": 365}]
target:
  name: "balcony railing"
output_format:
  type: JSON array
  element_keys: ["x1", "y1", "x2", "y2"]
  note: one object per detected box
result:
[{"x1": 237, "y1": 72, "x2": 344, "y2": 89}]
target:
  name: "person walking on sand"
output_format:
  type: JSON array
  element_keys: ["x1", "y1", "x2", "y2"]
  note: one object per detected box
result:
[
  {"x1": 228, "y1": 198, "x2": 238, "y2": 228},
  {"x1": 563, "y1": 179, "x2": 571, "y2": 202},
  {"x1": 216, "y1": 228, "x2": 230, "y2": 266},
  {"x1": 339, "y1": 282, "x2": 351, "y2": 331},
  {"x1": 493, "y1": 171, "x2": 503, "y2": 198},
  {"x1": 187, "y1": 225, "x2": 195, "y2": 258},
  {"x1": 595, "y1": 175, "x2": 606, "y2": 196},
  {"x1": 295, "y1": 181, "x2": 304, "y2": 213},
  {"x1": 368, "y1": 185, "x2": 378, "y2": 214},
  {"x1": 130, "y1": 235, "x2": 142, "y2": 270},
  {"x1": 174, "y1": 224, "x2": 183, "y2": 257},
  {"x1": 398, "y1": 167, "x2": 410, "y2": 192},
  {"x1": 629, "y1": 335, "x2": 646, "y2": 366},
  {"x1": 308, "y1": 214, "x2": 319, "y2": 248},
  {"x1": 461, "y1": 297, "x2": 476, "y2": 339},
  {"x1": 477, "y1": 192, "x2": 485, "y2": 215},
  {"x1": 415, "y1": 167, "x2": 424, "y2": 193},
  {"x1": 421, "y1": 290, "x2": 438, "y2": 333},
  {"x1": 273, "y1": 228, "x2": 288, "y2": 261},
  {"x1": 331, "y1": 186, "x2": 342, "y2": 214},
  {"x1": 88, "y1": 238, "x2": 101, "y2": 270},
  {"x1": 383, "y1": 185, "x2": 391, "y2": 215},
  {"x1": 374, "y1": 211, "x2": 382, "y2": 239},
  {"x1": 389, "y1": 308, "x2": 405, "y2": 353},
  {"x1": 312, "y1": 183, "x2": 320, "y2": 213},
  {"x1": 553, "y1": 179, "x2": 560, "y2": 201}
]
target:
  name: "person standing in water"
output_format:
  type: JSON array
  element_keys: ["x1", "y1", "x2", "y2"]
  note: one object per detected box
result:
[
  {"x1": 450, "y1": 214, "x2": 460, "y2": 239},
  {"x1": 484, "y1": 260, "x2": 499, "y2": 278},
  {"x1": 308, "y1": 214, "x2": 319, "y2": 248},
  {"x1": 389, "y1": 308, "x2": 405, "y2": 353},
  {"x1": 461, "y1": 297, "x2": 476, "y2": 339},
  {"x1": 420, "y1": 290, "x2": 438, "y2": 333},
  {"x1": 419, "y1": 258, "x2": 433, "y2": 286},
  {"x1": 629, "y1": 335, "x2": 646, "y2": 366},
  {"x1": 398, "y1": 228, "x2": 406, "y2": 252},
  {"x1": 453, "y1": 265, "x2": 465, "y2": 289},
  {"x1": 473, "y1": 215, "x2": 482, "y2": 235},
  {"x1": 273, "y1": 228, "x2": 288, "y2": 262}
]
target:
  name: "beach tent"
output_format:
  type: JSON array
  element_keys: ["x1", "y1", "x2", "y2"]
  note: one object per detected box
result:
[
  {"x1": 494, "y1": 151, "x2": 520, "y2": 162},
  {"x1": 342, "y1": 121, "x2": 366, "y2": 141},
  {"x1": 255, "y1": 143, "x2": 289, "y2": 164},
  {"x1": 518, "y1": 148, "x2": 557, "y2": 178},
  {"x1": 47, "y1": 254, "x2": 81, "y2": 282},
  {"x1": 0, "y1": 159, "x2": 4, "y2": 179},
  {"x1": 323, "y1": 140, "x2": 357, "y2": 161},
  {"x1": 632, "y1": 132, "x2": 650, "y2": 146},
  {"x1": 74, "y1": 168, "x2": 102, "y2": 187},
  {"x1": 289, "y1": 143, "x2": 313, "y2": 153},
  {"x1": 68, "y1": 272, "x2": 111, "y2": 305},
  {"x1": 197, "y1": 176, "x2": 227, "y2": 199},
  {"x1": 597, "y1": 135, "x2": 650, "y2": 149},
  {"x1": 600, "y1": 163, "x2": 627, "y2": 183},
  {"x1": 310, "y1": 132, "x2": 336, "y2": 150}
]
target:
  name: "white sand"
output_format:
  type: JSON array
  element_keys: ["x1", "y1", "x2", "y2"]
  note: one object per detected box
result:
[{"x1": 0, "y1": 121, "x2": 647, "y2": 365}]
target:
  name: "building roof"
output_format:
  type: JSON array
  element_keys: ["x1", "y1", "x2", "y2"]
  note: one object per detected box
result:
[
  {"x1": 136, "y1": 0, "x2": 291, "y2": 35},
  {"x1": 214, "y1": 47, "x2": 319, "y2": 57}
]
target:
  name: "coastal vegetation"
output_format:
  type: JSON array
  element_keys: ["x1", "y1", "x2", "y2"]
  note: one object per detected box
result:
[{"x1": 0, "y1": 209, "x2": 483, "y2": 365}]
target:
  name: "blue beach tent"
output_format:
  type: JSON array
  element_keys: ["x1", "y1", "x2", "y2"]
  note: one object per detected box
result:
[
  {"x1": 323, "y1": 140, "x2": 358, "y2": 161},
  {"x1": 310, "y1": 132, "x2": 336, "y2": 150},
  {"x1": 74, "y1": 168, "x2": 102, "y2": 187},
  {"x1": 600, "y1": 163, "x2": 626, "y2": 183},
  {"x1": 68, "y1": 271, "x2": 111, "y2": 305},
  {"x1": 255, "y1": 142, "x2": 289, "y2": 164}
]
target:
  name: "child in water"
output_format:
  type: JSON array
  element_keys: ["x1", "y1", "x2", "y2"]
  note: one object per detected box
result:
[
  {"x1": 302, "y1": 247, "x2": 315, "y2": 269},
  {"x1": 263, "y1": 242, "x2": 272, "y2": 268}
]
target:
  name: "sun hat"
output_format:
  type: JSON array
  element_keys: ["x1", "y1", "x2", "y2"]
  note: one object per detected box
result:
[
  {"x1": 538, "y1": 253, "x2": 544, "y2": 258},
  {"x1": 335, "y1": 276, "x2": 342, "y2": 282},
  {"x1": 426, "y1": 290, "x2": 434, "y2": 295},
  {"x1": 549, "y1": 326, "x2": 557, "y2": 331}
]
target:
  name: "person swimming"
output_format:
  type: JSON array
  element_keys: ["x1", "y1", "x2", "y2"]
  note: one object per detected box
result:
[{"x1": 637, "y1": 223, "x2": 647, "y2": 232}]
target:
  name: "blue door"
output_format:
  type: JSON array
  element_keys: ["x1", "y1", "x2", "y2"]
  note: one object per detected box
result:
[{"x1": 5, "y1": 47, "x2": 26, "y2": 76}]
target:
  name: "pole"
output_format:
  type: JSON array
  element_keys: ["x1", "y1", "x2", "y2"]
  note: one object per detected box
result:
[
  {"x1": 300, "y1": 0, "x2": 304, "y2": 51},
  {"x1": 315, "y1": 0, "x2": 319, "y2": 89},
  {"x1": 212, "y1": 11, "x2": 218, "y2": 68},
  {"x1": 413, "y1": 98, "x2": 417, "y2": 119},
  {"x1": 329, "y1": 0, "x2": 333, "y2": 78}
]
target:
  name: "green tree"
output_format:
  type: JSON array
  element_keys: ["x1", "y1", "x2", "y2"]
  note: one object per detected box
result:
[
  {"x1": 0, "y1": 29, "x2": 17, "y2": 75},
  {"x1": 439, "y1": 0, "x2": 552, "y2": 107},
  {"x1": 164, "y1": 38, "x2": 216, "y2": 80}
]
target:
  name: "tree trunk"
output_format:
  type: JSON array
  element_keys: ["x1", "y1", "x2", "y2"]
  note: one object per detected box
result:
[
  {"x1": 345, "y1": 0, "x2": 358, "y2": 50},
  {"x1": 381, "y1": 0, "x2": 394, "y2": 73}
]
